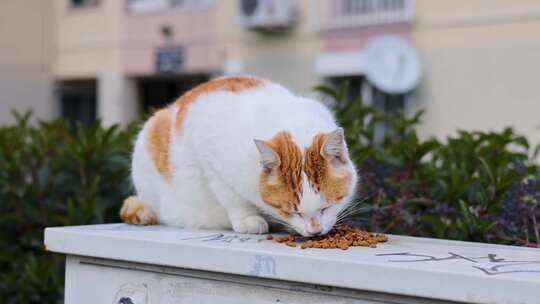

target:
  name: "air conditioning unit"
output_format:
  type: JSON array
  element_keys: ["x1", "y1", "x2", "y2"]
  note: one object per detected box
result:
[{"x1": 238, "y1": 0, "x2": 297, "y2": 30}]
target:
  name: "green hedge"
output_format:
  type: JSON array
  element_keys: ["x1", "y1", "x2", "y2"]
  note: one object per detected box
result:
[
  {"x1": 317, "y1": 84, "x2": 539, "y2": 246},
  {"x1": 1, "y1": 84, "x2": 539, "y2": 302},
  {"x1": 0, "y1": 111, "x2": 137, "y2": 303}
]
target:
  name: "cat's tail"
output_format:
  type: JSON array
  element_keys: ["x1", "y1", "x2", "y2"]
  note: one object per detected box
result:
[{"x1": 120, "y1": 196, "x2": 157, "y2": 225}]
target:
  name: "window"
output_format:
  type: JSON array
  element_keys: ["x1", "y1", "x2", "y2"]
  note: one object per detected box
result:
[
  {"x1": 127, "y1": 0, "x2": 167, "y2": 12},
  {"x1": 330, "y1": 76, "x2": 407, "y2": 143},
  {"x1": 342, "y1": 0, "x2": 406, "y2": 16},
  {"x1": 70, "y1": 0, "x2": 98, "y2": 8},
  {"x1": 364, "y1": 81, "x2": 407, "y2": 143},
  {"x1": 127, "y1": 0, "x2": 212, "y2": 12},
  {"x1": 317, "y1": 0, "x2": 412, "y2": 30},
  {"x1": 381, "y1": 0, "x2": 405, "y2": 11},
  {"x1": 369, "y1": 85, "x2": 405, "y2": 115},
  {"x1": 58, "y1": 80, "x2": 97, "y2": 133},
  {"x1": 138, "y1": 75, "x2": 208, "y2": 114},
  {"x1": 171, "y1": 0, "x2": 213, "y2": 8}
]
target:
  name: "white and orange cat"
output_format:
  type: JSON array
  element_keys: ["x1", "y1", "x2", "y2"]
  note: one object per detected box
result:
[{"x1": 120, "y1": 76, "x2": 357, "y2": 236}]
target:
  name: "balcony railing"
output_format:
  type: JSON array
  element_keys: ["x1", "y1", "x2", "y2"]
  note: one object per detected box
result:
[{"x1": 312, "y1": 0, "x2": 415, "y2": 30}]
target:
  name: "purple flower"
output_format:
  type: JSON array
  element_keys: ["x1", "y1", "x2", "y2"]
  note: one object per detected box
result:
[{"x1": 499, "y1": 177, "x2": 540, "y2": 246}]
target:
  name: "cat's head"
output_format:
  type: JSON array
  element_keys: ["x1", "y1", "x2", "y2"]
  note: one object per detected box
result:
[{"x1": 254, "y1": 128, "x2": 357, "y2": 236}]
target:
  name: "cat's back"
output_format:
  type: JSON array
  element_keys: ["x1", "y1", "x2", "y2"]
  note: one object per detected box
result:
[
  {"x1": 136, "y1": 76, "x2": 335, "y2": 159},
  {"x1": 131, "y1": 76, "x2": 337, "y2": 209},
  {"x1": 182, "y1": 76, "x2": 336, "y2": 147}
]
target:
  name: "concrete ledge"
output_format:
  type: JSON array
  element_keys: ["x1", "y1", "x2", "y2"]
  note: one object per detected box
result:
[{"x1": 45, "y1": 223, "x2": 540, "y2": 304}]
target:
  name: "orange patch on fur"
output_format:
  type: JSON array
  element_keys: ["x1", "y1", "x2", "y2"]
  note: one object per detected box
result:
[
  {"x1": 120, "y1": 196, "x2": 157, "y2": 225},
  {"x1": 304, "y1": 133, "x2": 352, "y2": 203},
  {"x1": 258, "y1": 131, "x2": 303, "y2": 217},
  {"x1": 174, "y1": 76, "x2": 263, "y2": 135},
  {"x1": 146, "y1": 108, "x2": 173, "y2": 180}
]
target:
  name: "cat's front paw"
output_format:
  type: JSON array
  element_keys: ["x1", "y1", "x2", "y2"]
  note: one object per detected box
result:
[{"x1": 232, "y1": 215, "x2": 269, "y2": 234}]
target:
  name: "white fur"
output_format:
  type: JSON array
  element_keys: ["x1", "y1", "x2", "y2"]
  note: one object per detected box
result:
[{"x1": 131, "y1": 78, "x2": 357, "y2": 235}]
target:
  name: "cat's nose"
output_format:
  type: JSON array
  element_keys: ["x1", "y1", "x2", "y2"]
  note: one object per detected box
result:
[{"x1": 306, "y1": 217, "x2": 322, "y2": 235}]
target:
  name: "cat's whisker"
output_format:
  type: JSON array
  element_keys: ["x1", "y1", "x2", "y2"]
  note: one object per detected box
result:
[
  {"x1": 339, "y1": 199, "x2": 367, "y2": 213},
  {"x1": 336, "y1": 205, "x2": 371, "y2": 224},
  {"x1": 336, "y1": 212, "x2": 366, "y2": 222},
  {"x1": 340, "y1": 206, "x2": 370, "y2": 217},
  {"x1": 347, "y1": 198, "x2": 367, "y2": 209},
  {"x1": 337, "y1": 206, "x2": 369, "y2": 220},
  {"x1": 337, "y1": 200, "x2": 365, "y2": 217},
  {"x1": 337, "y1": 211, "x2": 368, "y2": 224},
  {"x1": 338, "y1": 207, "x2": 358, "y2": 217},
  {"x1": 336, "y1": 213, "x2": 367, "y2": 222}
]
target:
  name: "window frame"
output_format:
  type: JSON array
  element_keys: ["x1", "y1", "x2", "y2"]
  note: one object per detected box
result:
[
  {"x1": 69, "y1": 0, "x2": 99, "y2": 9},
  {"x1": 126, "y1": 0, "x2": 213, "y2": 14}
]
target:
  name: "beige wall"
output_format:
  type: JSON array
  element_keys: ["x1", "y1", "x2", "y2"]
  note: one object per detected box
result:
[
  {"x1": 53, "y1": 0, "x2": 137, "y2": 126},
  {"x1": 215, "y1": 0, "x2": 324, "y2": 96},
  {"x1": 123, "y1": 7, "x2": 218, "y2": 75},
  {"x1": 52, "y1": 0, "x2": 124, "y2": 77},
  {"x1": 414, "y1": 0, "x2": 540, "y2": 143},
  {"x1": 10, "y1": 0, "x2": 539, "y2": 136},
  {"x1": 49, "y1": 1, "x2": 324, "y2": 125},
  {"x1": 0, "y1": 0, "x2": 53, "y2": 125}
]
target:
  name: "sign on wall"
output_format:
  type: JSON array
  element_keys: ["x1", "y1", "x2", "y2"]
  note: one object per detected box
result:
[{"x1": 155, "y1": 46, "x2": 185, "y2": 73}]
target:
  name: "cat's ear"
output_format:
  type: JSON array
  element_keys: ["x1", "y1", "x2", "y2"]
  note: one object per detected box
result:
[
  {"x1": 254, "y1": 139, "x2": 281, "y2": 172},
  {"x1": 321, "y1": 128, "x2": 347, "y2": 164}
]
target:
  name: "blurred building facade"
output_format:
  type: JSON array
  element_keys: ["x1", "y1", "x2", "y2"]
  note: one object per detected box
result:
[
  {"x1": 0, "y1": 0, "x2": 54, "y2": 124},
  {"x1": 415, "y1": 0, "x2": 540, "y2": 142},
  {"x1": 1, "y1": 0, "x2": 540, "y2": 142}
]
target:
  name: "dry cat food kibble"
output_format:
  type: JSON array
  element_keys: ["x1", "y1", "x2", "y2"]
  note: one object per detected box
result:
[{"x1": 269, "y1": 225, "x2": 387, "y2": 250}]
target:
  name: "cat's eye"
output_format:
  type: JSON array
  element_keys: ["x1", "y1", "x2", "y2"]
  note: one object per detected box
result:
[{"x1": 320, "y1": 206, "x2": 331, "y2": 214}]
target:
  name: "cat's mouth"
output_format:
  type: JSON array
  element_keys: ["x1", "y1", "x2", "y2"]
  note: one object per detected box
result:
[
  {"x1": 264, "y1": 213, "x2": 337, "y2": 237},
  {"x1": 281, "y1": 225, "x2": 328, "y2": 237}
]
